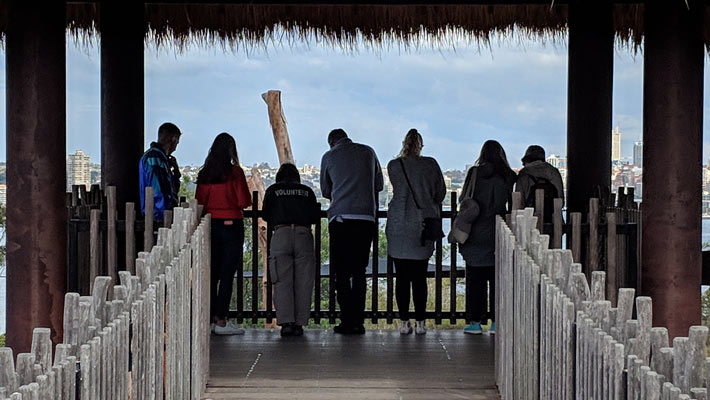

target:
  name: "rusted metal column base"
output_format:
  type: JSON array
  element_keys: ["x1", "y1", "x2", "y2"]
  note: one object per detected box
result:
[
  {"x1": 5, "y1": 0, "x2": 67, "y2": 352},
  {"x1": 642, "y1": 0, "x2": 704, "y2": 340},
  {"x1": 101, "y1": 1, "x2": 145, "y2": 209},
  {"x1": 566, "y1": 0, "x2": 613, "y2": 217}
]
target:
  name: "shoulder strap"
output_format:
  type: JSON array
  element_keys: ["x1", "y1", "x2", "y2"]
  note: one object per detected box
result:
[
  {"x1": 398, "y1": 158, "x2": 422, "y2": 210},
  {"x1": 462, "y1": 167, "x2": 478, "y2": 201}
]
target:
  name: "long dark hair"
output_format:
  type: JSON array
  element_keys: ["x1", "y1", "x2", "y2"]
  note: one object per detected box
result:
[
  {"x1": 476, "y1": 140, "x2": 514, "y2": 179},
  {"x1": 197, "y1": 133, "x2": 241, "y2": 184}
]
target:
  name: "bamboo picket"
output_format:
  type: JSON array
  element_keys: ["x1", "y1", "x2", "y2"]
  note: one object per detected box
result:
[
  {"x1": 0, "y1": 188, "x2": 211, "y2": 399},
  {"x1": 496, "y1": 208, "x2": 709, "y2": 399}
]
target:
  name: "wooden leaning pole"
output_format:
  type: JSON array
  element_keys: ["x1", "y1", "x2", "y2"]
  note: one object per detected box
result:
[{"x1": 256, "y1": 90, "x2": 297, "y2": 328}]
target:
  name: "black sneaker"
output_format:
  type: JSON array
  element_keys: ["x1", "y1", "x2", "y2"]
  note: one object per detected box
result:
[
  {"x1": 281, "y1": 323, "x2": 295, "y2": 337},
  {"x1": 293, "y1": 325, "x2": 304, "y2": 336},
  {"x1": 333, "y1": 324, "x2": 353, "y2": 334}
]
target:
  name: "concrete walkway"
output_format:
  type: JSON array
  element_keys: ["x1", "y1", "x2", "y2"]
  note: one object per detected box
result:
[{"x1": 205, "y1": 328, "x2": 499, "y2": 399}]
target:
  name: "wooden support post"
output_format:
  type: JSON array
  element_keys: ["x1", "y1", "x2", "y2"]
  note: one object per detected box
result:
[
  {"x1": 552, "y1": 198, "x2": 563, "y2": 249},
  {"x1": 90, "y1": 210, "x2": 101, "y2": 292},
  {"x1": 606, "y1": 212, "x2": 618, "y2": 306},
  {"x1": 642, "y1": 0, "x2": 704, "y2": 339},
  {"x1": 535, "y1": 188, "x2": 544, "y2": 232},
  {"x1": 144, "y1": 187, "x2": 154, "y2": 251},
  {"x1": 126, "y1": 203, "x2": 136, "y2": 274},
  {"x1": 6, "y1": 0, "x2": 67, "y2": 352},
  {"x1": 571, "y1": 212, "x2": 582, "y2": 265},
  {"x1": 589, "y1": 198, "x2": 600, "y2": 272}
]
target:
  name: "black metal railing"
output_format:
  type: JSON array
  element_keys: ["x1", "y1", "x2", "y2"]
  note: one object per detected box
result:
[
  {"x1": 66, "y1": 189, "x2": 643, "y2": 324},
  {"x1": 231, "y1": 191, "x2": 466, "y2": 324}
]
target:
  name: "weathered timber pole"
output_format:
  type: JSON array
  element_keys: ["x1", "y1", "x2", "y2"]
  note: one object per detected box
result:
[
  {"x1": 642, "y1": 0, "x2": 704, "y2": 339},
  {"x1": 261, "y1": 90, "x2": 297, "y2": 327},
  {"x1": 101, "y1": 1, "x2": 145, "y2": 209},
  {"x1": 566, "y1": 0, "x2": 613, "y2": 218},
  {"x1": 6, "y1": 0, "x2": 67, "y2": 351},
  {"x1": 262, "y1": 90, "x2": 296, "y2": 165}
]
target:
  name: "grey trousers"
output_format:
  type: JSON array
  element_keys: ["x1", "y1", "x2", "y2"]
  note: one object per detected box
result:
[{"x1": 269, "y1": 226, "x2": 315, "y2": 326}]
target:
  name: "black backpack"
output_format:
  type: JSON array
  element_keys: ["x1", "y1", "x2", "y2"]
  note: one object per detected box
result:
[{"x1": 525, "y1": 175, "x2": 558, "y2": 222}]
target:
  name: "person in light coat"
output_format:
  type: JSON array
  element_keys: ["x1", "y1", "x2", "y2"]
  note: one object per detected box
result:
[{"x1": 386, "y1": 129, "x2": 446, "y2": 335}]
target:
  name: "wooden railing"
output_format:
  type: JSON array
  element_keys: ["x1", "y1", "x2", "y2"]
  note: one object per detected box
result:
[
  {"x1": 0, "y1": 205, "x2": 211, "y2": 399},
  {"x1": 496, "y1": 208, "x2": 708, "y2": 399}
]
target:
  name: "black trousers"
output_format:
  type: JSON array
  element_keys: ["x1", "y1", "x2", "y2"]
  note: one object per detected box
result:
[
  {"x1": 465, "y1": 265, "x2": 495, "y2": 323},
  {"x1": 393, "y1": 258, "x2": 428, "y2": 321},
  {"x1": 210, "y1": 219, "x2": 244, "y2": 320},
  {"x1": 329, "y1": 219, "x2": 375, "y2": 326}
]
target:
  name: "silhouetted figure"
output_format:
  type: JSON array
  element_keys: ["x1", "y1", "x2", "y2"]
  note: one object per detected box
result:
[
  {"x1": 262, "y1": 163, "x2": 321, "y2": 337},
  {"x1": 515, "y1": 145, "x2": 564, "y2": 223},
  {"x1": 196, "y1": 133, "x2": 252, "y2": 336},
  {"x1": 460, "y1": 140, "x2": 516, "y2": 335},
  {"x1": 320, "y1": 129, "x2": 383, "y2": 334},
  {"x1": 139, "y1": 122, "x2": 182, "y2": 220},
  {"x1": 386, "y1": 129, "x2": 445, "y2": 335}
]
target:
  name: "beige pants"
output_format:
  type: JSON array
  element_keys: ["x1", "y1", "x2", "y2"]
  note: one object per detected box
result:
[{"x1": 269, "y1": 226, "x2": 315, "y2": 326}]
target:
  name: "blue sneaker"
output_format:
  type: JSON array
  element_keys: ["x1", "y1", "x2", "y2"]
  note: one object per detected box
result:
[
  {"x1": 489, "y1": 322, "x2": 496, "y2": 335},
  {"x1": 463, "y1": 322, "x2": 482, "y2": 335}
]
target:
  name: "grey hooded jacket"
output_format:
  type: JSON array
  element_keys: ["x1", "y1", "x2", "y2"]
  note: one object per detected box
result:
[{"x1": 515, "y1": 160, "x2": 565, "y2": 207}]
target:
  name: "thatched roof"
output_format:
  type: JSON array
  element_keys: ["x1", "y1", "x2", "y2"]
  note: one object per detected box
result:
[{"x1": 0, "y1": 2, "x2": 702, "y2": 50}]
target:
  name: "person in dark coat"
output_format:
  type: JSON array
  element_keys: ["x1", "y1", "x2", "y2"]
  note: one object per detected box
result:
[{"x1": 459, "y1": 140, "x2": 516, "y2": 335}]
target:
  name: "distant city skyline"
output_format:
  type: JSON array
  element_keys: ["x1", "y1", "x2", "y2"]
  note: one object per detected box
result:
[{"x1": 2, "y1": 34, "x2": 710, "y2": 170}]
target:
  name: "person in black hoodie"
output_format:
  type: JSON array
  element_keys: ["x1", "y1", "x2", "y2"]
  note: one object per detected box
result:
[
  {"x1": 262, "y1": 163, "x2": 321, "y2": 336},
  {"x1": 459, "y1": 140, "x2": 516, "y2": 335}
]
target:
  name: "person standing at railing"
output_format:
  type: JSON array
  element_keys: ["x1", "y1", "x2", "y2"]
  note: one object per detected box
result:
[
  {"x1": 262, "y1": 163, "x2": 321, "y2": 337},
  {"x1": 196, "y1": 133, "x2": 252, "y2": 336},
  {"x1": 460, "y1": 140, "x2": 516, "y2": 335},
  {"x1": 139, "y1": 122, "x2": 183, "y2": 220},
  {"x1": 515, "y1": 145, "x2": 564, "y2": 223},
  {"x1": 320, "y1": 128, "x2": 384, "y2": 335},
  {"x1": 385, "y1": 129, "x2": 446, "y2": 335}
]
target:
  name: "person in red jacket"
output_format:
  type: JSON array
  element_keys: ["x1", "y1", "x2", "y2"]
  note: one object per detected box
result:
[{"x1": 196, "y1": 133, "x2": 252, "y2": 335}]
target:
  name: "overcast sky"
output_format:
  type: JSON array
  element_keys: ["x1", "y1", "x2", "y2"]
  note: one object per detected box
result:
[{"x1": 0, "y1": 33, "x2": 708, "y2": 170}]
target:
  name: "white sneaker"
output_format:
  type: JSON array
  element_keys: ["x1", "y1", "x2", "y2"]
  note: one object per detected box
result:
[
  {"x1": 399, "y1": 320, "x2": 413, "y2": 335},
  {"x1": 210, "y1": 323, "x2": 216, "y2": 334},
  {"x1": 214, "y1": 321, "x2": 245, "y2": 336},
  {"x1": 415, "y1": 320, "x2": 427, "y2": 335}
]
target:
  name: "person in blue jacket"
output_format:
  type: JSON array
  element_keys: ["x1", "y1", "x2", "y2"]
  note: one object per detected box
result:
[{"x1": 139, "y1": 122, "x2": 182, "y2": 220}]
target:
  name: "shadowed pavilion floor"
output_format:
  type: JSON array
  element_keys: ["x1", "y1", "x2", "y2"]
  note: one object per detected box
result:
[{"x1": 204, "y1": 328, "x2": 499, "y2": 399}]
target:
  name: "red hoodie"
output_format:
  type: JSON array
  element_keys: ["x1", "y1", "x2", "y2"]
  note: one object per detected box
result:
[{"x1": 196, "y1": 166, "x2": 253, "y2": 219}]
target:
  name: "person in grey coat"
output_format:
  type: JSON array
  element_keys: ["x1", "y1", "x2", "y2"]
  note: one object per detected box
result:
[
  {"x1": 459, "y1": 140, "x2": 516, "y2": 335},
  {"x1": 515, "y1": 145, "x2": 564, "y2": 223},
  {"x1": 385, "y1": 129, "x2": 446, "y2": 335},
  {"x1": 320, "y1": 129, "x2": 383, "y2": 334}
]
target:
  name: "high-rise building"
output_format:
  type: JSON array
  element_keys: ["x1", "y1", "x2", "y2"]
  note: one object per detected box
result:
[
  {"x1": 612, "y1": 126, "x2": 622, "y2": 162},
  {"x1": 546, "y1": 154, "x2": 567, "y2": 169},
  {"x1": 633, "y1": 141, "x2": 643, "y2": 167},
  {"x1": 67, "y1": 150, "x2": 92, "y2": 191}
]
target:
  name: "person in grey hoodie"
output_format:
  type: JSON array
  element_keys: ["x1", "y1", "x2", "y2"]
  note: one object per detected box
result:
[
  {"x1": 460, "y1": 140, "x2": 516, "y2": 335},
  {"x1": 386, "y1": 129, "x2": 445, "y2": 335},
  {"x1": 320, "y1": 129, "x2": 383, "y2": 334},
  {"x1": 515, "y1": 145, "x2": 565, "y2": 223}
]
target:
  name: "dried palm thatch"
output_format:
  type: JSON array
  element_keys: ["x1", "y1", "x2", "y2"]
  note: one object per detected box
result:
[{"x1": 0, "y1": 2, "x2": 707, "y2": 51}]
